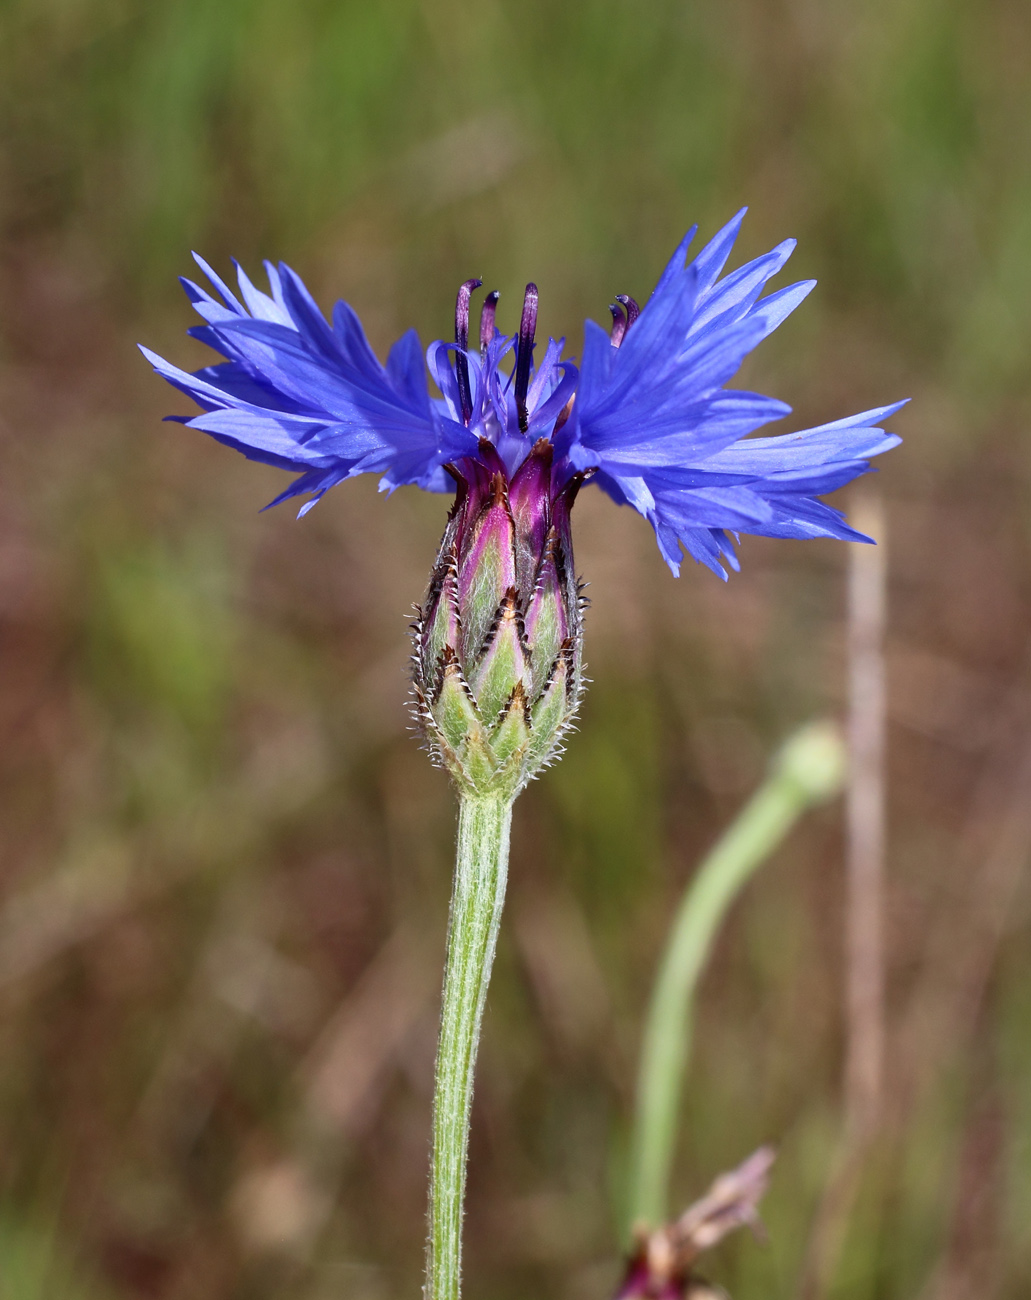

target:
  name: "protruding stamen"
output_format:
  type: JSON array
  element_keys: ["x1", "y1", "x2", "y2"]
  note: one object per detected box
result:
[
  {"x1": 480, "y1": 290, "x2": 499, "y2": 354},
  {"x1": 609, "y1": 302, "x2": 627, "y2": 348},
  {"x1": 514, "y1": 282, "x2": 538, "y2": 434},
  {"x1": 455, "y1": 278, "x2": 482, "y2": 425},
  {"x1": 455, "y1": 278, "x2": 482, "y2": 351},
  {"x1": 616, "y1": 294, "x2": 640, "y2": 326}
]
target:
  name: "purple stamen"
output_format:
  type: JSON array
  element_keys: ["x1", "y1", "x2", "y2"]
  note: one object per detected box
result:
[
  {"x1": 480, "y1": 290, "x2": 499, "y2": 354},
  {"x1": 609, "y1": 302, "x2": 627, "y2": 348},
  {"x1": 514, "y1": 282, "x2": 538, "y2": 433},
  {"x1": 454, "y1": 278, "x2": 482, "y2": 425},
  {"x1": 616, "y1": 294, "x2": 640, "y2": 327}
]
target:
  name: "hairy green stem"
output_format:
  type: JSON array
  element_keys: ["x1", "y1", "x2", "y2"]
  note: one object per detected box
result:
[
  {"x1": 627, "y1": 722, "x2": 846, "y2": 1235},
  {"x1": 427, "y1": 792, "x2": 513, "y2": 1300}
]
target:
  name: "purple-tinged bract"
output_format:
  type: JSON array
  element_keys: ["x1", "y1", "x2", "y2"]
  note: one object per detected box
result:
[{"x1": 411, "y1": 438, "x2": 587, "y2": 795}]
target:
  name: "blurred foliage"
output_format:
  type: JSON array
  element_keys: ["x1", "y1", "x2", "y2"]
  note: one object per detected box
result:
[
  {"x1": 0, "y1": 0, "x2": 1030, "y2": 1298},
  {"x1": 0, "y1": 1209, "x2": 115, "y2": 1300}
]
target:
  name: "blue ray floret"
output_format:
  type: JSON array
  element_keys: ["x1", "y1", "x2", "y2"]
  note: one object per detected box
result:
[{"x1": 141, "y1": 210, "x2": 904, "y2": 577}]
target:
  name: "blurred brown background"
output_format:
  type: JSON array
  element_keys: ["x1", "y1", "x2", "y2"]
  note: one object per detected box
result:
[{"x1": 1, "y1": 0, "x2": 1030, "y2": 1296}]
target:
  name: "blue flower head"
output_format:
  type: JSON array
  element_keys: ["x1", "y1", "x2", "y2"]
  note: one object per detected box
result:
[{"x1": 141, "y1": 210, "x2": 903, "y2": 580}]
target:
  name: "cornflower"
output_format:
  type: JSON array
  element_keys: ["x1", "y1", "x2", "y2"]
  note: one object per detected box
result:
[{"x1": 142, "y1": 210, "x2": 902, "y2": 1300}]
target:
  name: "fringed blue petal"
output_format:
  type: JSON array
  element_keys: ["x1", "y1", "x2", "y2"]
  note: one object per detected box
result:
[
  {"x1": 569, "y1": 215, "x2": 905, "y2": 576},
  {"x1": 142, "y1": 225, "x2": 902, "y2": 565},
  {"x1": 142, "y1": 258, "x2": 469, "y2": 514}
]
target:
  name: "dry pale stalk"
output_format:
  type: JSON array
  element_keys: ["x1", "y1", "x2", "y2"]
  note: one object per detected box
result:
[
  {"x1": 845, "y1": 489, "x2": 887, "y2": 1139},
  {"x1": 799, "y1": 489, "x2": 889, "y2": 1300}
]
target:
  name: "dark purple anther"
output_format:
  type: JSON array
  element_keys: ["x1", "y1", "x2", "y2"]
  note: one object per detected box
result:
[
  {"x1": 609, "y1": 302, "x2": 627, "y2": 348},
  {"x1": 616, "y1": 294, "x2": 640, "y2": 327},
  {"x1": 479, "y1": 290, "x2": 499, "y2": 354},
  {"x1": 454, "y1": 278, "x2": 482, "y2": 425},
  {"x1": 514, "y1": 283, "x2": 538, "y2": 433}
]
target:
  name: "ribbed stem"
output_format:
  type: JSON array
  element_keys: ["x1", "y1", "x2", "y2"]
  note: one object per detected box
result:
[{"x1": 426, "y1": 793, "x2": 513, "y2": 1300}]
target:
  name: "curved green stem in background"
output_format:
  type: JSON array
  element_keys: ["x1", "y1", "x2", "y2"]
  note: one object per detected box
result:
[
  {"x1": 627, "y1": 721, "x2": 847, "y2": 1236},
  {"x1": 427, "y1": 793, "x2": 513, "y2": 1300}
]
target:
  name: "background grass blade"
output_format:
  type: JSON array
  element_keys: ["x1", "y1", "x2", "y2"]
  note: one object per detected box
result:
[{"x1": 627, "y1": 721, "x2": 847, "y2": 1236}]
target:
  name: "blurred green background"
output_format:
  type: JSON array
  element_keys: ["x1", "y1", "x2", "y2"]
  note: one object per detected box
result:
[{"x1": 1, "y1": 0, "x2": 1030, "y2": 1296}]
